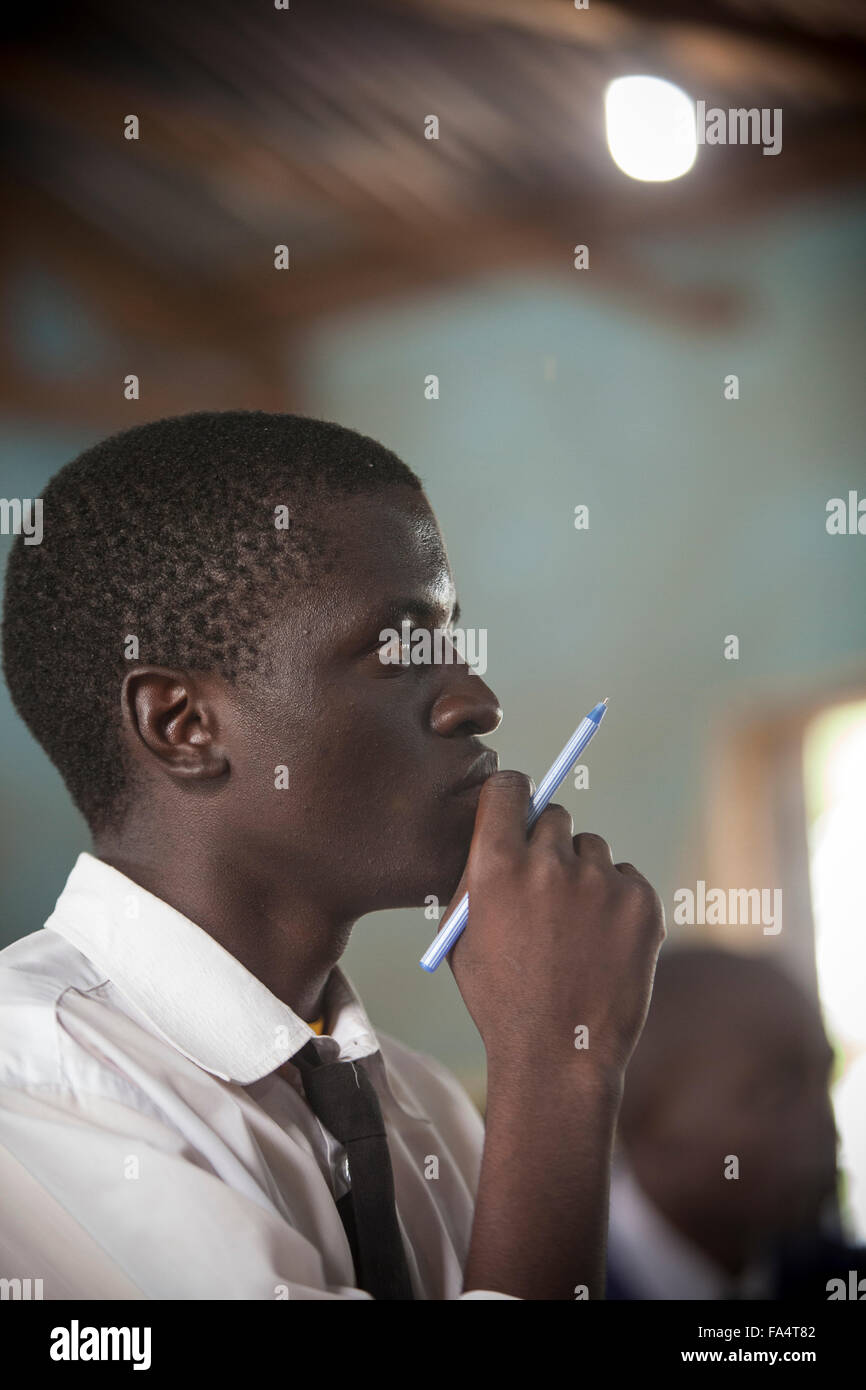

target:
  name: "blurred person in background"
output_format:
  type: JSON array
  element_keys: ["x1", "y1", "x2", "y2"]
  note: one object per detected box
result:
[{"x1": 605, "y1": 946, "x2": 864, "y2": 1299}]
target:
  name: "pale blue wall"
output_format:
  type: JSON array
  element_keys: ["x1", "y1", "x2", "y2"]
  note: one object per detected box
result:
[{"x1": 0, "y1": 424, "x2": 93, "y2": 939}]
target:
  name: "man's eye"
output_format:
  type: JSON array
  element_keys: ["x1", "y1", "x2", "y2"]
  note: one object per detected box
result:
[
  {"x1": 371, "y1": 623, "x2": 461, "y2": 670},
  {"x1": 374, "y1": 634, "x2": 412, "y2": 667}
]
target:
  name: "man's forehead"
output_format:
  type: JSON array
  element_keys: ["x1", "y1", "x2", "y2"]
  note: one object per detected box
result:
[
  {"x1": 329, "y1": 487, "x2": 446, "y2": 564},
  {"x1": 326, "y1": 491, "x2": 452, "y2": 610},
  {"x1": 274, "y1": 489, "x2": 456, "y2": 643}
]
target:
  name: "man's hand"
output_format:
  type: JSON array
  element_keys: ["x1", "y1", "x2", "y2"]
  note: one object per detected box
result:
[
  {"x1": 443, "y1": 769, "x2": 666, "y2": 1299},
  {"x1": 445, "y1": 769, "x2": 665, "y2": 1083}
]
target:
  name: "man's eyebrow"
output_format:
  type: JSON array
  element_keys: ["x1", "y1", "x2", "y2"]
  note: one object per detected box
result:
[
  {"x1": 378, "y1": 592, "x2": 464, "y2": 625},
  {"x1": 372, "y1": 596, "x2": 461, "y2": 629}
]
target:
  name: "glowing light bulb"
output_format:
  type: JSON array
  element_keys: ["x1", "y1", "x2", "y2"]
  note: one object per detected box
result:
[{"x1": 604, "y1": 76, "x2": 697, "y2": 182}]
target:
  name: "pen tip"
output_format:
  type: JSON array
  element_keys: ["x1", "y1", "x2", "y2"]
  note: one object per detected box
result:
[{"x1": 602, "y1": 696, "x2": 609, "y2": 705}]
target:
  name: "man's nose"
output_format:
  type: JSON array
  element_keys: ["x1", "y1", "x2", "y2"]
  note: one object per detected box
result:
[{"x1": 430, "y1": 672, "x2": 502, "y2": 737}]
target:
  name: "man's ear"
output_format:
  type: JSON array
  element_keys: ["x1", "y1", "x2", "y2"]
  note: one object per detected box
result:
[{"x1": 121, "y1": 667, "x2": 229, "y2": 780}]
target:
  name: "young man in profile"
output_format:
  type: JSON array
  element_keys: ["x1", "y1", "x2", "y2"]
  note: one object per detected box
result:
[{"x1": 0, "y1": 411, "x2": 664, "y2": 1300}]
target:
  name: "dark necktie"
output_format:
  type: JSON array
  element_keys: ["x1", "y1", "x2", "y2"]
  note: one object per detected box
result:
[{"x1": 291, "y1": 1038, "x2": 415, "y2": 1300}]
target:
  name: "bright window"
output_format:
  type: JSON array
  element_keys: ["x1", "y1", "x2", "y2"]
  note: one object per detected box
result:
[{"x1": 803, "y1": 699, "x2": 866, "y2": 1238}]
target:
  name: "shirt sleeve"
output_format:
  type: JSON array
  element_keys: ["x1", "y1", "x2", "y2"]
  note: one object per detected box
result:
[
  {"x1": 459, "y1": 1290, "x2": 522, "y2": 1299},
  {"x1": 0, "y1": 1086, "x2": 520, "y2": 1300}
]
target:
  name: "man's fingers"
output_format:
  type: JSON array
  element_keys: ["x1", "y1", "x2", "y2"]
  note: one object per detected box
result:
[
  {"x1": 471, "y1": 770, "x2": 534, "y2": 864},
  {"x1": 441, "y1": 771, "x2": 533, "y2": 939},
  {"x1": 614, "y1": 861, "x2": 656, "y2": 900},
  {"x1": 614, "y1": 861, "x2": 641, "y2": 878},
  {"x1": 572, "y1": 831, "x2": 614, "y2": 864},
  {"x1": 530, "y1": 803, "x2": 574, "y2": 853}
]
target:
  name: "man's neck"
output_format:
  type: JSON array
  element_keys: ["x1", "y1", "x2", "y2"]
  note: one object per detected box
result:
[{"x1": 92, "y1": 833, "x2": 355, "y2": 1023}]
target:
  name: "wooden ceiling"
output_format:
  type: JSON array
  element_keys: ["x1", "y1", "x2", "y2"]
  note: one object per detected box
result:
[{"x1": 1, "y1": 0, "x2": 865, "y2": 425}]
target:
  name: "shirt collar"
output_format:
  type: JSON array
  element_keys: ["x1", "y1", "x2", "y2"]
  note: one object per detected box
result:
[{"x1": 43, "y1": 852, "x2": 418, "y2": 1114}]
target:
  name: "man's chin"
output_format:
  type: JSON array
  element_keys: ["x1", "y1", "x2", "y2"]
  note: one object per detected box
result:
[
  {"x1": 365, "y1": 815, "x2": 474, "y2": 913},
  {"x1": 379, "y1": 857, "x2": 468, "y2": 915},
  {"x1": 429, "y1": 849, "x2": 472, "y2": 911}
]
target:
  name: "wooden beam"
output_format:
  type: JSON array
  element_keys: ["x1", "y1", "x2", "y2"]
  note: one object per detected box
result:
[
  {"x1": 394, "y1": 0, "x2": 866, "y2": 97},
  {"x1": 0, "y1": 50, "x2": 444, "y2": 236},
  {"x1": 0, "y1": 173, "x2": 303, "y2": 379},
  {"x1": 227, "y1": 111, "x2": 866, "y2": 326},
  {"x1": 0, "y1": 335, "x2": 301, "y2": 431}
]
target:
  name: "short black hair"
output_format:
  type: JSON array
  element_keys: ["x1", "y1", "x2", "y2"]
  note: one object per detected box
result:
[{"x1": 2, "y1": 410, "x2": 423, "y2": 832}]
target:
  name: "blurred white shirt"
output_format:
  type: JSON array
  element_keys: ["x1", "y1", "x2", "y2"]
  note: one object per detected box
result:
[
  {"x1": 0, "y1": 851, "x2": 516, "y2": 1300},
  {"x1": 607, "y1": 1155, "x2": 772, "y2": 1299}
]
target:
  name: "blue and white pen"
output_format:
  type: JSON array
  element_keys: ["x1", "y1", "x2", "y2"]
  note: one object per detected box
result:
[{"x1": 419, "y1": 698, "x2": 609, "y2": 973}]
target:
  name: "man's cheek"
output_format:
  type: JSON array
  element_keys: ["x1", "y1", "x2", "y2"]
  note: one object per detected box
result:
[{"x1": 381, "y1": 786, "x2": 421, "y2": 819}]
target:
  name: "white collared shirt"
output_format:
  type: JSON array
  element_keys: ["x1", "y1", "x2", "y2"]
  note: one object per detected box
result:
[
  {"x1": 0, "y1": 852, "x2": 516, "y2": 1300},
  {"x1": 606, "y1": 1155, "x2": 772, "y2": 1299}
]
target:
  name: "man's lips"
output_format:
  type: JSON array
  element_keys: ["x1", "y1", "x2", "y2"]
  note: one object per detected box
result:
[{"x1": 450, "y1": 749, "x2": 499, "y2": 795}]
